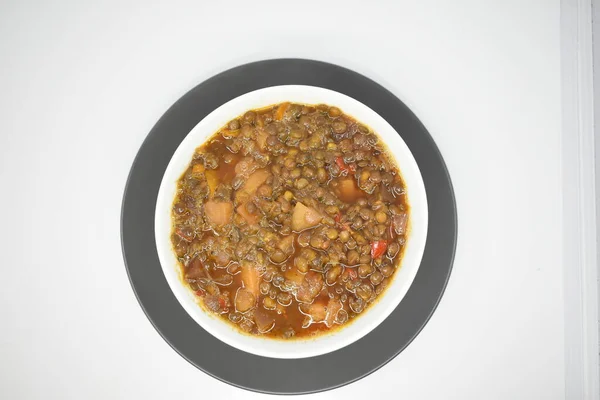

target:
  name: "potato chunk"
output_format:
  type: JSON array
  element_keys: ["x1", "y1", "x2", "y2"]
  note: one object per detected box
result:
[
  {"x1": 291, "y1": 202, "x2": 322, "y2": 232},
  {"x1": 235, "y1": 288, "x2": 256, "y2": 313},
  {"x1": 204, "y1": 200, "x2": 233, "y2": 227},
  {"x1": 296, "y1": 271, "x2": 323, "y2": 303},
  {"x1": 236, "y1": 169, "x2": 270, "y2": 202}
]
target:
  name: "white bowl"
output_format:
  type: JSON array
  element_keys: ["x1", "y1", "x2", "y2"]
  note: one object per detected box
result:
[{"x1": 155, "y1": 85, "x2": 428, "y2": 359}]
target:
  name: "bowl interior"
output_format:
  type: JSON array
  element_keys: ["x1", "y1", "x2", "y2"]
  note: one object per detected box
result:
[{"x1": 154, "y1": 85, "x2": 428, "y2": 359}]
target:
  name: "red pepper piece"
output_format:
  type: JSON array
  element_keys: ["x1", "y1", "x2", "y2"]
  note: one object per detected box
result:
[
  {"x1": 348, "y1": 269, "x2": 357, "y2": 280},
  {"x1": 370, "y1": 240, "x2": 388, "y2": 259},
  {"x1": 218, "y1": 296, "x2": 227, "y2": 309},
  {"x1": 335, "y1": 212, "x2": 351, "y2": 231},
  {"x1": 337, "y1": 156, "x2": 358, "y2": 174},
  {"x1": 335, "y1": 157, "x2": 356, "y2": 174},
  {"x1": 335, "y1": 156, "x2": 347, "y2": 172}
]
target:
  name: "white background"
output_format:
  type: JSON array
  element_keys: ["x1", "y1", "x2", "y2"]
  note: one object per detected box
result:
[{"x1": 0, "y1": 1, "x2": 564, "y2": 399}]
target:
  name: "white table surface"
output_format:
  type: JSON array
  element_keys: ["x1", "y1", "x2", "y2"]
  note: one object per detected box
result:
[{"x1": 0, "y1": 1, "x2": 564, "y2": 399}]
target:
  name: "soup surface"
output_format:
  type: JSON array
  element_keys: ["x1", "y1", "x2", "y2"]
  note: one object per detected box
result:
[{"x1": 171, "y1": 102, "x2": 409, "y2": 339}]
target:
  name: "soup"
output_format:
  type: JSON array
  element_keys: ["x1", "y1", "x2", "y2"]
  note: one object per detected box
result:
[{"x1": 170, "y1": 102, "x2": 409, "y2": 339}]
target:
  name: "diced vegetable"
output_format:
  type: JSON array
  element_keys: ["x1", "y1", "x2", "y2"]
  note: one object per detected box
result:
[
  {"x1": 174, "y1": 226, "x2": 194, "y2": 242},
  {"x1": 191, "y1": 163, "x2": 205, "y2": 177},
  {"x1": 218, "y1": 296, "x2": 228, "y2": 310},
  {"x1": 277, "y1": 234, "x2": 296, "y2": 255},
  {"x1": 274, "y1": 102, "x2": 290, "y2": 121},
  {"x1": 254, "y1": 308, "x2": 275, "y2": 333},
  {"x1": 212, "y1": 274, "x2": 233, "y2": 286},
  {"x1": 334, "y1": 178, "x2": 364, "y2": 203},
  {"x1": 236, "y1": 169, "x2": 270, "y2": 202},
  {"x1": 240, "y1": 261, "x2": 260, "y2": 296},
  {"x1": 392, "y1": 213, "x2": 408, "y2": 235},
  {"x1": 234, "y1": 157, "x2": 257, "y2": 176},
  {"x1": 205, "y1": 170, "x2": 218, "y2": 196},
  {"x1": 204, "y1": 294, "x2": 223, "y2": 313},
  {"x1": 303, "y1": 300, "x2": 327, "y2": 322},
  {"x1": 213, "y1": 250, "x2": 232, "y2": 267},
  {"x1": 297, "y1": 271, "x2": 323, "y2": 303},
  {"x1": 324, "y1": 298, "x2": 343, "y2": 327},
  {"x1": 284, "y1": 267, "x2": 306, "y2": 285},
  {"x1": 236, "y1": 202, "x2": 260, "y2": 225},
  {"x1": 370, "y1": 240, "x2": 388, "y2": 259},
  {"x1": 291, "y1": 202, "x2": 322, "y2": 232},
  {"x1": 335, "y1": 156, "x2": 356, "y2": 174},
  {"x1": 256, "y1": 128, "x2": 268, "y2": 150},
  {"x1": 235, "y1": 288, "x2": 256, "y2": 313},
  {"x1": 204, "y1": 200, "x2": 233, "y2": 227},
  {"x1": 348, "y1": 269, "x2": 357, "y2": 280},
  {"x1": 185, "y1": 257, "x2": 208, "y2": 280},
  {"x1": 205, "y1": 281, "x2": 220, "y2": 296},
  {"x1": 333, "y1": 212, "x2": 352, "y2": 232}
]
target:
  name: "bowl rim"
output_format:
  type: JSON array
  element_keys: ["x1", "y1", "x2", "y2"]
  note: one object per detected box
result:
[{"x1": 154, "y1": 85, "x2": 428, "y2": 359}]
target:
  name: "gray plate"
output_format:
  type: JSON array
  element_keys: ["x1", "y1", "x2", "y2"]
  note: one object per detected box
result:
[{"x1": 121, "y1": 59, "x2": 457, "y2": 395}]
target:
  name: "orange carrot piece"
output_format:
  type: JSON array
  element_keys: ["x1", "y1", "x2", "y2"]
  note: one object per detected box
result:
[
  {"x1": 240, "y1": 262, "x2": 260, "y2": 296},
  {"x1": 205, "y1": 170, "x2": 218, "y2": 197},
  {"x1": 274, "y1": 102, "x2": 290, "y2": 121},
  {"x1": 192, "y1": 164, "x2": 205, "y2": 175}
]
